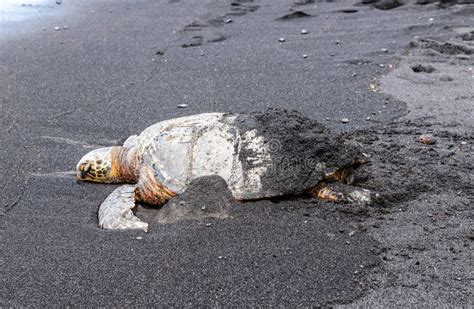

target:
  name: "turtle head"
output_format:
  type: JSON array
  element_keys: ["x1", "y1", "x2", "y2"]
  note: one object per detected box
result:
[
  {"x1": 77, "y1": 146, "x2": 139, "y2": 183},
  {"x1": 76, "y1": 147, "x2": 116, "y2": 183}
]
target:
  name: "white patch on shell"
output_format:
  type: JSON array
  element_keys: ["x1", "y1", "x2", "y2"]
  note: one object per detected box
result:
[
  {"x1": 233, "y1": 129, "x2": 270, "y2": 198},
  {"x1": 191, "y1": 125, "x2": 239, "y2": 184},
  {"x1": 135, "y1": 113, "x2": 271, "y2": 199}
]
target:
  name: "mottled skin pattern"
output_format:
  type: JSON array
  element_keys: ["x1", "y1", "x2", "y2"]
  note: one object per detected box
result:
[
  {"x1": 77, "y1": 154, "x2": 112, "y2": 182},
  {"x1": 134, "y1": 166, "x2": 177, "y2": 205},
  {"x1": 77, "y1": 147, "x2": 139, "y2": 184}
]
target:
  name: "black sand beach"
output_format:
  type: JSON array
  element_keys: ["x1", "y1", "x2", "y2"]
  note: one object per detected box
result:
[{"x1": 1, "y1": 0, "x2": 473, "y2": 306}]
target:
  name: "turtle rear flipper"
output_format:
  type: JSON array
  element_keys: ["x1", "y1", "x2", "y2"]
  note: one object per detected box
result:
[
  {"x1": 309, "y1": 182, "x2": 373, "y2": 205},
  {"x1": 98, "y1": 185, "x2": 149, "y2": 232}
]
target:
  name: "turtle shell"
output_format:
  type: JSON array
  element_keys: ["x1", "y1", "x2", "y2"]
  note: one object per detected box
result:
[{"x1": 135, "y1": 110, "x2": 362, "y2": 200}]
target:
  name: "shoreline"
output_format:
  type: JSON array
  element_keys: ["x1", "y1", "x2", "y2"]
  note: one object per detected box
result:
[{"x1": 0, "y1": 0, "x2": 67, "y2": 37}]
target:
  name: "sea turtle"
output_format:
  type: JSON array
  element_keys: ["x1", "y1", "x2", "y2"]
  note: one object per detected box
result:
[{"x1": 77, "y1": 110, "x2": 371, "y2": 232}]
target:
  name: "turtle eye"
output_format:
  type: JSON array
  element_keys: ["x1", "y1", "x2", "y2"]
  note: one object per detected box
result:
[{"x1": 79, "y1": 162, "x2": 91, "y2": 173}]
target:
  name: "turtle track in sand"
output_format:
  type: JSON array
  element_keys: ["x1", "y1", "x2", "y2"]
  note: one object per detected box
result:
[{"x1": 345, "y1": 123, "x2": 472, "y2": 210}]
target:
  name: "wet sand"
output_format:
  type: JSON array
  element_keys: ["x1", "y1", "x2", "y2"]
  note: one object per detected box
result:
[
  {"x1": 1, "y1": 0, "x2": 473, "y2": 306},
  {"x1": 0, "y1": 0, "x2": 61, "y2": 35}
]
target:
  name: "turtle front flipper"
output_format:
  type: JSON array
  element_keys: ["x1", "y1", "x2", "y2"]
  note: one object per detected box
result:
[
  {"x1": 98, "y1": 185, "x2": 149, "y2": 232},
  {"x1": 309, "y1": 183, "x2": 373, "y2": 205}
]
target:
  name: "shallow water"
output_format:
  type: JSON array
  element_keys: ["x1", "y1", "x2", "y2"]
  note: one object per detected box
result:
[{"x1": 0, "y1": 0, "x2": 57, "y2": 34}]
